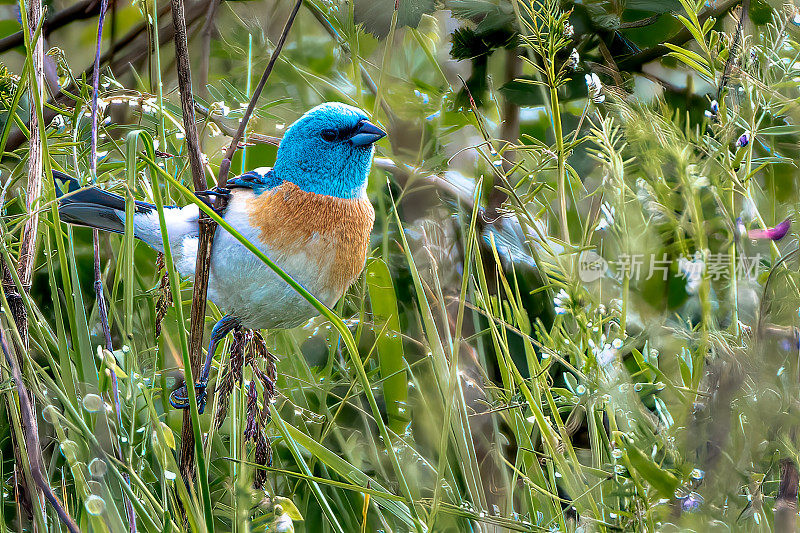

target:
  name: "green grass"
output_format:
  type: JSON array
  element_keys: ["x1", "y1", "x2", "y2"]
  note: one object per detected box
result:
[{"x1": 1, "y1": 0, "x2": 800, "y2": 531}]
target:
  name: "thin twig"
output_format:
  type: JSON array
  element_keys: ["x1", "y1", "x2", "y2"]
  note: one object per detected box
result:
[
  {"x1": 0, "y1": 0, "x2": 104, "y2": 53},
  {"x1": 194, "y1": 102, "x2": 281, "y2": 146},
  {"x1": 0, "y1": 326, "x2": 79, "y2": 533},
  {"x1": 717, "y1": 0, "x2": 750, "y2": 100},
  {"x1": 0, "y1": 0, "x2": 48, "y2": 525},
  {"x1": 170, "y1": 0, "x2": 216, "y2": 486},
  {"x1": 775, "y1": 458, "x2": 798, "y2": 532},
  {"x1": 88, "y1": 0, "x2": 136, "y2": 528},
  {"x1": 215, "y1": 0, "x2": 303, "y2": 188},
  {"x1": 178, "y1": 0, "x2": 302, "y2": 484},
  {"x1": 617, "y1": 0, "x2": 741, "y2": 71}
]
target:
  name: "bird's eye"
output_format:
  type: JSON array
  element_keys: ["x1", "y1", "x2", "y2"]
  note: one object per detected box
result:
[{"x1": 321, "y1": 129, "x2": 338, "y2": 142}]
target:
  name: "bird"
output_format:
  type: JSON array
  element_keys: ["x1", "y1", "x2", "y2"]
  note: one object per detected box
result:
[{"x1": 54, "y1": 102, "x2": 384, "y2": 413}]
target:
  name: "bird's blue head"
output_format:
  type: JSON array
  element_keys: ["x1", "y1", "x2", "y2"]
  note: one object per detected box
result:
[{"x1": 273, "y1": 102, "x2": 385, "y2": 199}]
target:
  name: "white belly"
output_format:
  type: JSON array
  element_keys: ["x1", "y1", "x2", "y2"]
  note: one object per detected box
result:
[{"x1": 175, "y1": 193, "x2": 339, "y2": 330}]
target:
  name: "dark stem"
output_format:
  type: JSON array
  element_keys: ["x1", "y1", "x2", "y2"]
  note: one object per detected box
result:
[
  {"x1": 617, "y1": 0, "x2": 741, "y2": 71},
  {"x1": 215, "y1": 0, "x2": 303, "y2": 191},
  {"x1": 0, "y1": 0, "x2": 106, "y2": 54},
  {"x1": 170, "y1": 0, "x2": 213, "y2": 485},
  {"x1": 178, "y1": 0, "x2": 301, "y2": 479},
  {"x1": 0, "y1": 327, "x2": 80, "y2": 533},
  {"x1": 775, "y1": 458, "x2": 798, "y2": 533},
  {"x1": 89, "y1": 0, "x2": 136, "y2": 528},
  {"x1": 717, "y1": 0, "x2": 750, "y2": 100}
]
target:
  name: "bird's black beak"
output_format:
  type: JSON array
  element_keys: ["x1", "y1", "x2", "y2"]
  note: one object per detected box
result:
[{"x1": 348, "y1": 120, "x2": 386, "y2": 146}]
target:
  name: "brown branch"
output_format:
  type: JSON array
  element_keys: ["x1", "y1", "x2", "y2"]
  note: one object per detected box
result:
[
  {"x1": 215, "y1": 0, "x2": 302, "y2": 187},
  {"x1": 1, "y1": 0, "x2": 47, "y2": 525},
  {"x1": 178, "y1": 0, "x2": 302, "y2": 480},
  {"x1": 0, "y1": 327, "x2": 79, "y2": 533},
  {"x1": 4, "y1": 1, "x2": 200, "y2": 154},
  {"x1": 0, "y1": 0, "x2": 104, "y2": 53},
  {"x1": 170, "y1": 0, "x2": 212, "y2": 483}
]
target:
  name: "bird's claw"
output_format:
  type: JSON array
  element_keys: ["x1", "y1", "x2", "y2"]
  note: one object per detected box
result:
[
  {"x1": 194, "y1": 187, "x2": 231, "y2": 213},
  {"x1": 169, "y1": 381, "x2": 208, "y2": 414}
]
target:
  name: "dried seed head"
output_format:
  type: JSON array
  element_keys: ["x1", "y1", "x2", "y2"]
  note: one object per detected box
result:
[
  {"x1": 154, "y1": 253, "x2": 172, "y2": 338},
  {"x1": 244, "y1": 381, "x2": 260, "y2": 442},
  {"x1": 253, "y1": 433, "x2": 272, "y2": 489}
]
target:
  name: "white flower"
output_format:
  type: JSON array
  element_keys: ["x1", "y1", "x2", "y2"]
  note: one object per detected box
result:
[
  {"x1": 678, "y1": 253, "x2": 705, "y2": 295},
  {"x1": 596, "y1": 202, "x2": 615, "y2": 230},
  {"x1": 51, "y1": 114, "x2": 66, "y2": 132},
  {"x1": 553, "y1": 288, "x2": 570, "y2": 315},
  {"x1": 594, "y1": 342, "x2": 617, "y2": 367},
  {"x1": 212, "y1": 101, "x2": 230, "y2": 117},
  {"x1": 704, "y1": 99, "x2": 718, "y2": 118},
  {"x1": 568, "y1": 48, "x2": 580, "y2": 70},
  {"x1": 585, "y1": 73, "x2": 605, "y2": 103}
]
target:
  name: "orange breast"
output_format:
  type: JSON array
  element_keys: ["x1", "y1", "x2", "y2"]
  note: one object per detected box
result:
[{"x1": 246, "y1": 182, "x2": 375, "y2": 295}]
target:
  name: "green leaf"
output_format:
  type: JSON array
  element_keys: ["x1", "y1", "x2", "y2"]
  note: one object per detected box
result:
[
  {"x1": 0, "y1": 20, "x2": 20, "y2": 39},
  {"x1": 273, "y1": 497, "x2": 304, "y2": 521},
  {"x1": 749, "y1": 0, "x2": 773, "y2": 25},
  {"x1": 160, "y1": 422, "x2": 175, "y2": 450},
  {"x1": 621, "y1": 437, "x2": 679, "y2": 499},
  {"x1": 366, "y1": 258, "x2": 408, "y2": 434},
  {"x1": 276, "y1": 412, "x2": 416, "y2": 528},
  {"x1": 624, "y1": 0, "x2": 683, "y2": 12},
  {"x1": 498, "y1": 79, "x2": 543, "y2": 106},
  {"x1": 758, "y1": 125, "x2": 798, "y2": 136}
]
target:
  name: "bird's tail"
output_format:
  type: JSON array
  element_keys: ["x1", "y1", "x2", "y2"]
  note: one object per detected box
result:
[{"x1": 54, "y1": 171, "x2": 156, "y2": 235}]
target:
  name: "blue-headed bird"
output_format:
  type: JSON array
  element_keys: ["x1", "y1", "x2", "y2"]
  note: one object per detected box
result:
[{"x1": 54, "y1": 102, "x2": 385, "y2": 412}]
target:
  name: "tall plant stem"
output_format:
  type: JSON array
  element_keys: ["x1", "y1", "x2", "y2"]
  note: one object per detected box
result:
[
  {"x1": 550, "y1": 83, "x2": 569, "y2": 245},
  {"x1": 173, "y1": 0, "x2": 301, "y2": 518},
  {"x1": 88, "y1": 0, "x2": 137, "y2": 529},
  {"x1": 169, "y1": 1, "x2": 215, "y2": 529},
  {"x1": 776, "y1": 457, "x2": 799, "y2": 532},
  {"x1": 728, "y1": 185, "x2": 739, "y2": 336},
  {"x1": 1, "y1": 0, "x2": 46, "y2": 527},
  {"x1": 215, "y1": 0, "x2": 302, "y2": 186},
  {"x1": 0, "y1": 327, "x2": 79, "y2": 533}
]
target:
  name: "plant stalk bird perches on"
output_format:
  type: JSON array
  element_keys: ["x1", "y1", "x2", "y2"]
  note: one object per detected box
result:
[{"x1": 53, "y1": 102, "x2": 384, "y2": 413}]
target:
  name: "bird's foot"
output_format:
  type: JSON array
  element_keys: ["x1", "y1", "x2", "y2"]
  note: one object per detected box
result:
[
  {"x1": 194, "y1": 187, "x2": 231, "y2": 214},
  {"x1": 169, "y1": 381, "x2": 208, "y2": 414}
]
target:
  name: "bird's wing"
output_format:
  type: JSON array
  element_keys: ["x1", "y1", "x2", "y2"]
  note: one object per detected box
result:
[{"x1": 226, "y1": 167, "x2": 282, "y2": 195}]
